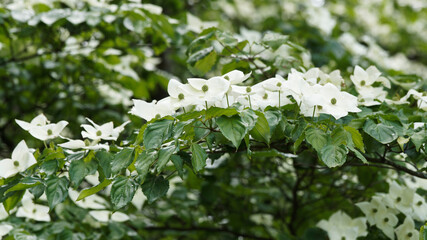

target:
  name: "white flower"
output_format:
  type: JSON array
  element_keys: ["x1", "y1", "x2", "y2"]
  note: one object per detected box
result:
[
  {"x1": 89, "y1": 210, "x2": 129, "y2": 222},
  {"x1": 222, "y1": 70, "x2": 251, "y2": 85},
  {"x1": 0, "y1": 223, "x2": 13, "y2": 239},
  {"x1": 81, "y1": 118, "x2": 129, "y2": 141},
  {"x1": 395, "y1": 216, "x2": 419, "y2": 240},
  {"x1": 411, "y1": 193, "x2": 427, "y2": 221},
  {"x1": 130, "y1": 98, "x2": 175, "y2": 121},
  {"x1": 0, "y1": 204, "x2": 8, "y2": 221},
  {"x1": 351, "y1": 65, "x2": 390, "y2": 89},
  {"x1": 167, "y1": 79, "x2": 199, "y2": 109},
  {"x1": 187, "y1": 76, "x2": 230, "y2": 104},
  {"x1": 316, "y1": 211, "x2": 367, "y2": 240},
  {"x1": 384, "y1": 181, "x2": 414, "y2": 215},
  {"x1": 15, "y1": 113, "x2": 49, "y2": 131},
  {"x1": 59, "y1": 139, "x2": 109, "y2": 151},
  {"x1": 28, "y1": 121, "x2": 69, "y2": 141},
  {"x1": 16, "y1": 198, "x2": 50, "y2": 222},
  {"x1": 357, "y1": 86, "x2": 388, "y2": 106},
  {"x1": 0, "y1": 140, "x2": 37, "y2": 179},
  {"x1": 131, "y1": 188, "x2": 146, "y2": 211},
  {"x1": 374, "y1": 206, "x2": 399, "y2": 240},
  {"x1": 356, "y1": 196, "x2": 387, "y2": 225},
  {"x1": 186, "y1": 13, "x2": 218, "y2": 34},
  {"x1": 319, "y1": 83, "x2": 360, "y2": 119},
  {"x1": 68, "y1": 189, "x2": 108, "y2": 210}
]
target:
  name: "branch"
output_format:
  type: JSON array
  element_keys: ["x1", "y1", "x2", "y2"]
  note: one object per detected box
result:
[
  {"x1": 142, "y1": 226, "x2": 272, "y2": 240},
  {"x1": 367, "y1": 156, "x2": 427, "y2": 179}
]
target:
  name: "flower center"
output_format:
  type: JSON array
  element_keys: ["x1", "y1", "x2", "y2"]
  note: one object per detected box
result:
[
  {"x1": 383, "y1": 217, "x2": 389, "y2": 223},
  {"x1": 263, "y1": 93, "x2": 268, "y2": 100},
  {"x1": 178, "y1": 93, "x2": 185, "y2": 100},
  {"x1": 96, "y1": 130, "x2": 102, "y2": 136},
  {"x1": 330, "y1": 98, "x2": 337, "y2": 105},
  {"x1": 317, "y1": 105, "x2": 323, "y2": 110},
  {"x1": 396, "y1": 197, "x2": 401, "y2": 203},
  {"x1": 372, "y1": 208, "x2": 377, "y2": 213},
  {"x1": 246, "y1": 87, "x2": 252, "y2": 93},
  {"x1": 360, "y1": 80, "x2": 366, "y2": 86},
  {"x1": 341, "y1": 237, "x2": 346, "y2": 240},
  {"x1": 47, "y1": 129, "x2": 53, "y2": 135},
  {"x1": 155, "y1": 114, "x2": 161, "y2": 119},
  {"x1": 13, "y1": 161, "x2": 20, "y2": 167},
  {"x1": 417, "y1": 201, "x2": 422, "y2": 206},
  {"x1": 202, "y1": 85, "x2": 209, "y2": 92},
  {"x1": 84, "y1": 139, "x2": 91, "y2": 146},
  {"x1": 276, "y1": 82, "x2": 282, "y2": 87},
  {"x1": 32, "y1": 209, "x2": 37, "y2": 213},
  {"x1": 224, "y1": 76, "x2": 230, "y2": 80},
  {"x1": 407, "y1": 232, "x2": 413, "y2": 238}
]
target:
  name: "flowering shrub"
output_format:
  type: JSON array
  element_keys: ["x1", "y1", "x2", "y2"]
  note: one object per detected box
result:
[{"x1": 0, "y1": 0, "x2": 426, "y2": 239}]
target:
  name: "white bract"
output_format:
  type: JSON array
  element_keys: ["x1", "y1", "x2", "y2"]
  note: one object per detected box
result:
[
  {"x1": 411, "y1": 193, "x2": 427, "y2": 221},
  {"x1": 0, "y1": 140, "x2": 37, "y2": 179},
  {"x1": 356, "y1": 196, "x2": 387, "y2": 225},
  {"x1": 0, "y1": 223, "x2": 13, "y2": 239},
  {"x1": 15, "y1": 113, "x2": 49, "y2": 130},
  {"x1": 374, "y1": 207, "x2": 399, "y2": 240},
  {"x1": 89, "y1": 210, "x2": 129, "y2": 222},
  {"x1": 16, "y1": 198, "x2": 50, "y2": 222},
  {"x1": 384, "y1": 181, "x2": 414, "y2": 215},
  {"x1": 316, "y1": 211, "x2": 367, "y2": 240},
  {"x1": 130, "y1": 98, "x2": 175, "y2": 121},
  {"x1": 167, "y1": 79, "x2": 199, "y2": 109},
  {"x1": 395, "y1": 216, "x2": 419, "y2": 240},
  {"x1": 187, "y1": 76, "x2": 230, "y2": 104},
  {"x1": 69, "y1": 189, "x2": 108, "y2": 209},
  {"x1": 59, "y1": 139, "x2": 109, "y2": 151},
  {"x1": 0, "y1": 204, "x2": 8, "y2": 221},
  {"x1": 81, "y1": 118, "x2": 129, "y2": 141},
  {"x1": 222, "y1": 70, "x2": 251, "y2": 85}
]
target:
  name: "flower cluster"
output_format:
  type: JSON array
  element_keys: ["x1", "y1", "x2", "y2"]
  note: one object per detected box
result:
[
  {"x1": 130, "y1": 68, "x2": 362, "y2": 121},
  {"x1": 318, "y1": 181, "x2": 423, "y2": 240}
]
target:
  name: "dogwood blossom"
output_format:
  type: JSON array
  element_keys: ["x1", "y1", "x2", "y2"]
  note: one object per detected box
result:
[
  {"x1": 81, "y1": 118, "x2": 129, "y2": 141},
  {"x1": 374, "y1": 206, "x2": 399, "y2": 240},
  {"x1": 351, "y1": 65, "x2": 390, "y2": 89},
  {"x1": 68, "y1": 189, "x2": 108, "y2": 209},
  {"x1": 58, "y1": 139, "x2": 109, "y2": 151},
  {"x1": 384, "y1": 181, "x2": 414, "y2": 215},
  {"x1": 411, "y1": 193, "x2": 427, "y2": 221},
  {"x1": 130, "y1": 98, "x2": 175, "y2": 121},
  {"x1": 16, "y1": 197, "x2": 50, "y2": 222},
  {"x1": 89, "y1": 210, "x2": 129, "y2": 222},
  {"x1": 187, "y1": 76, "x2": 230, "y2": 104},
  {"x1": 0, "y1": 223, "x2": 13, "y2": 239},
  {"x1": 15, "y1": 113, "x2": 49, "y2": 130},
  {"x1": 167, "y1": 79, "x2": 199, "y2": 109},
  {"x1": 0, "y1": 140, "x2": 37, "y2": 179},
  {"x1": 316, "y1": 211, "x2": 367, "y2": 240},
  {"x1": 222, "y1": 70, "x2": 251, "y2": 85},
  {"x1": 356, "y1": 196, "x2": 387, "y2": 225},
  {"x1": 395, "y1": 216, "x2": 419, "y2": 240}
]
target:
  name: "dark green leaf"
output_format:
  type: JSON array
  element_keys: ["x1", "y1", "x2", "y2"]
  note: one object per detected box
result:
[
  {"x1": 77, "y1": 178, "x2": 112, "y2": 201},
  {"x1": 250, "y1": 111, "x2": 271, "y2": 145},
  {"x1": 344, "y1": 126, "x2": 365, "y2": 153},
  {"x1": 143, "y1": 119, "x2": 174, "y2": 149},
  {"x1": 363, "y1": 119, "x2": 398, "y2": 144},
  {"x1": 156, "y1": 144, "x2": 178, "y2": 172},
  {"x1": 171, "y1": 155, "x2": 184, "y2": 179},
  {"x1": 141, "y1": 175, "x2": 169, "y2": 204},
  {"x1": 46, "y1": 176, "x2": 69, "y2": 209},
  {"x1": 216, "y1": 115, "x2": 247, "y2": 149},
  {"x1": 134, "y1": 149, "x2": 158, "y2": 180},
  {"x1": 320, "y1": 144, "x2": 348, "y2": 168},
  {"x1": 305, "y1": 127, "x2": 327, "y2": 152},
  {"x1": 110, "y1": 176, "x2": 137, "y2": 209},
  {"x1": 190, "y1": 143, "x2": 207, "y2": 173},
  {"x1": 111, "y1": 148, "x2": 135, "y2": 175},
  {"x1": 69, "y1": 158, "x2": 98, "y2": 187},
  {"x1": 3, "y1": 190, "x2": 25, "y2": 213}
]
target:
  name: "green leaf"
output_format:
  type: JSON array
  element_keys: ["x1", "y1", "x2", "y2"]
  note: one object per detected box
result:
[
  {"x1": 206, "y1": 107, "x2": 238, "y2": 120},
  {"x1": 141, "y1": 175, "x2": 169, "y2": 204},
  {"x1": 363, "y1": 119, "x2": 398, "y2": 144},
  {"x1": 190, "y1": 143, "x2": 207, "y2": 173},
  {"x1": 411, "y1": 131, "x2": 426, "y2": 152},
  {"x1": 134, "y1": 149, "x2": 158, "y2": 180},
  {"x1": 320, "y1": 144, "x2": 348, "y2": 168},
  {"x1": 6, "y1": 177, "x2": 41, "y2": 194},
  {"x1": 348, "y1": 146, "x2": 368, "y2": 164},
  {"x1": 305, "y1": 127, "x2": 327, "y2": 152},
  {"x1": 3, "y1": 190, "x2": 25, "y2": 213},
  {"x1": 293, "y1": 132, "x2": 305, "y2": 153},
  {"x1": 111, "y1": 148, "x2": 135, "y2": 175},
  {"x1": 69, "y1": 158, "x2": 98, "y2": 187},
  {"x1": 262, "y1": 32, "x2": 288, "y2": 49},
  {"x1": 156, "y1": 144, "x2": 178, "y2": 172},
  {"x1": 96, "y1": 151, "x2": 113, "y2": 178},
  {"x1": 240, "y1": 109, "x2": 258, "y2": 132},
  {"x1": 134, "y1": 123, "x2": 148, "y2": 145},
  {"x1": 216, "y1": 115, "x2": 247, "y2": 149},
  {"x1": 143, "y1": 119, "x2": 174, "y2": 149},
  {"x1": 250, "y1": 111, "x2": 271, "y2": 145},
  {"x1": 264, "y1": 110, "x2": 282, "y2": 135},
  {"x1": 110, "y1": 176, "x2": 137, "y2": 210},
  {"x1": 46, "y1": 176, "x2": 69, "y2": 209},
  {"x1": 171, "y1": 155, "x2": 184, "y2": 179},
  {"x1": 77, "y1": 178, "x2": 112, "y2": 201},
  {"x1": 344, "y1": 126, "x2": 365, "y2": 153}
]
